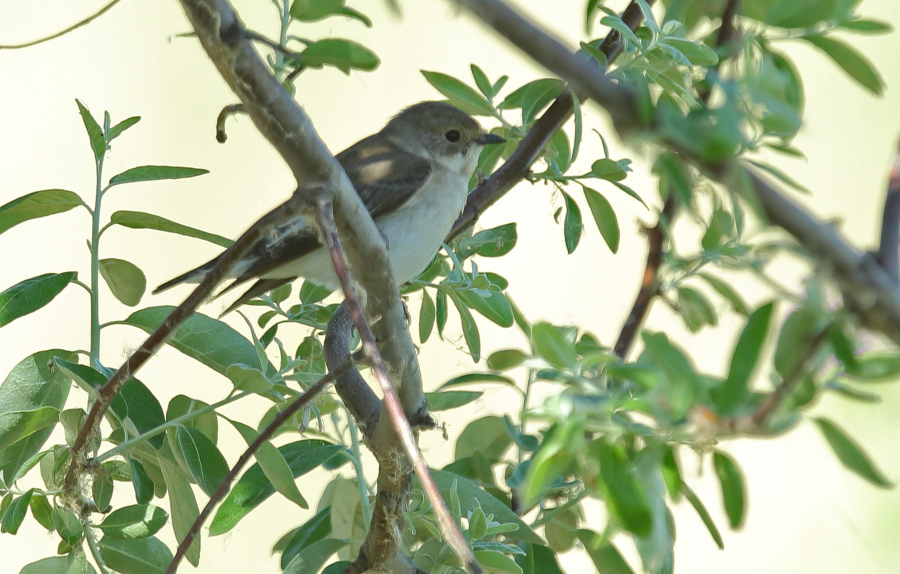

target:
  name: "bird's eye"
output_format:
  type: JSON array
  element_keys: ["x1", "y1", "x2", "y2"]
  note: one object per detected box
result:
[{"x1": 444, "y1": 129, "x2": 461, "y2": 143}]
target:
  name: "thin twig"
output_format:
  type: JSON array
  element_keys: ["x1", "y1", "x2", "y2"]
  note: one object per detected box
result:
[
  {"x1": 615, "y1": 0, "x2": 741, "y2": 358},
  {"x1": 448, "y1": 0, "x2": 652, "y2": 240},
  {"x1": 316, "y1": 199, "x2": 483, "y2": 574},
  {"x1": 64, "y1": 192, "x2": 309, "y2": 500},
  {"x1": 215, "y1": 103, "x2": 246, "y2": 143},
  {"x1": 166, "y1": 362, "x2": 348, "y2": 574},
  {"x1": 0, "y1": 0, "x2": 124, "y2": 49}
]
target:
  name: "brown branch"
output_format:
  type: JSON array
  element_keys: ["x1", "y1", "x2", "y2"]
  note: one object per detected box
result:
[
  {"x1": 64, "y1": 191, "x2": 308, "y2": 499},
  {"x1": 317, "y1": 199, "x2": 481, "y2": 574},
  {"x1": 0, "y1": 0, "x2": 123, "y2": 49},
  {"x1": 166, "y1": 364, "x2": 346, "y2": 574},
  {"x1": 877, "y1": 140, "x2": 900, "y2": 280},
  {"x1": 455, "y1": 0, "x2": 900, "y2": 352},
  {"x1": 448, "y1": 0, "x2": 652, "y2": 241},
  {"x1": 615, "y1": 0, "x2": 742, "y2": 359}
]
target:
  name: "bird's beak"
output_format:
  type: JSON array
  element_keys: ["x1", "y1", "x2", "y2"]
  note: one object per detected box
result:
[{"x1": 475, "y1": 133, "x2": 506, "y2": 146}]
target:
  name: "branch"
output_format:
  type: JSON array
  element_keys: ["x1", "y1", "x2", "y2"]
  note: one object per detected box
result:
[
  {"x1": 166, "y1": 364, "x2": 345, "y2": 574},
  {"x1": 0, "y1": 0, "x2": 124, "y2": 49},
  {"x1": 615, "y1": 0, "x2": 741, "y2": 358},
  {"x1": 64, "y1": 192, "x2": 308, "y2": 497},
  {"x1": 877, "y1": 140, "x2": 900, "y2": 280},
  {"x1": 448, "y1": 0, "x2": 651, "y2": 240},
  {"x1": 317, "y1": 199, "x2": 481, "y2": 574}
]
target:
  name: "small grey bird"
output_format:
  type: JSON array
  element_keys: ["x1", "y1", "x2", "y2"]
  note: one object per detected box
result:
[{"x1": 154, "y1": 101, "x2": 505, "y2": 313}]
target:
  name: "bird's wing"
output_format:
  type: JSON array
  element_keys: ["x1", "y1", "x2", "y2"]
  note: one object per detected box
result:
[
  {"x1": 154, "y1": 136, "x2": 432, "y2": 306},
  {"x1": 223, "y1": 137, "x2": 432, "y2": 285}
]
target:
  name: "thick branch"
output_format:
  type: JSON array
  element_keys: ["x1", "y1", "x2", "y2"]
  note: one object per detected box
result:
[
  {"x1": 317, "y1": 199, "x2": 480, "y2": 574},
  {"x1": 456, "y1": 0, "x2": 900, "y2": 349}
]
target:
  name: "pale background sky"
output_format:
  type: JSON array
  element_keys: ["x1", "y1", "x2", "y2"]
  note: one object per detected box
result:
[{"x1": 2, "y1": 0, "x2": 900, "y2": 573}]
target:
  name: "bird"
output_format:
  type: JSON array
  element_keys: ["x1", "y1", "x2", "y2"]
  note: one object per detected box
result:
[{"x1": 153, "y1": 101, "x2": 506, "y2": 314}]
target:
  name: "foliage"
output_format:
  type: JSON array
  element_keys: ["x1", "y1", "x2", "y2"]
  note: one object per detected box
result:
[{"x1": 1, "y1": 1, "x2": 898, "y2": 573}]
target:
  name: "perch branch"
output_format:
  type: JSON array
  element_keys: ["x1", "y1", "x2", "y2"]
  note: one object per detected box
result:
[
  {"x1": 317, "y1": 199, "x2": 481, "y2": 574},
  {"x1": 0, "y1": 0, "x2": 124, "y2": 49},
  {"x1": 877, "y1": 140, "x2": 900, "y2": 280}
]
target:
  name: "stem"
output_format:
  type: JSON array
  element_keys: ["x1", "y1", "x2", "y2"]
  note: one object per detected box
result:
[
  {"x1": 517, "y1": 370, "x2": 536, "y2": 465},
  {"x1": 89, "y1": 153, "x2": 105, "y2": 366},
  {"x1": 96, "y1": 391, "x2": 252, "y2": 462},
  {"x1": 84, "y1": 523, "x2": 114, "y2": 574},
  {"x1": 346, "y1": 411, "x2": 372, "y2": 525}
]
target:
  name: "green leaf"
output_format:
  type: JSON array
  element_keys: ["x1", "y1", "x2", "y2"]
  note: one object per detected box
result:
[
  {"x1": 814, "y1": 418, "x2": 892, "y2": 487},
  {"x1": 676, "y1": 286, "x2": 717, "y2": 332},
  {"x1": 531, "y1": 323, "x2": 576, "y2": 369},
  {"x1": 577, "y1": 529, "x2": 635, "y2": 574},
  {"x1": 424, "y1": 390, "x2": 482, "y2": 411},
  {"x1": 665, "y1": 38, "x2": 719, "y2": 66},
  {"x1": 337, "y1": 6, "x2": 371, "y2": 27},
  {"x1": 109, "y1": 210, "x2": 232, "y2": 247},
  {"x1": 283, "y1": 538, "x2": 349, "y2": 574},
  {"x1": 1, "y1": 488, "x2": 34, "y2": 534},
  {"x1": 439, "y1": 372, "x2": 519, "y2": 392},
  {"x1": 29, "y1": 493, "x2": 54, "y2": 530},
  {"x1": 419, "y1": 291, "x2": 435, "y2": 343},
  {"x1": 280, "y1": 506, "x2": 333, "y2": 569},
  {"x1": 561, "y1": 191, "x2": 583, "y2": 254},
  {"x1": 124, "y1": 306, "x2": 274, "y2": 376},
  {"x1": 301, "y1": 39, "x2": 379, "y2": 74},
  {"x1": 455, "y1": 415, "x2": 513, "y2": 460},
  {"x1": 475, "y1": 550, "x2": 523, "y2": 574},
  {"x1": 521, "y1": 419, "x2": 581, "y2": 505},
  {"x1": 458, "y1": 288, "x2": 513, "y2": 328},
  {"x1": 98, "y1": 505, "x2": 169, "y2": 540},
  {"x1": 107, "y1": 116, "x2": 141, "y2": 141},
  {"x1": 581, "y1": 186, "x2": 620, "y2": 252},
  {"x1": 765, "y1": 0, "x2": 836, "y2": 28},
  {"x1": 75, "y1": 100, "x2": 106, "y2": 162},
  {"x1": 681, "y1": 484, "x2": 724, "y2": 549},
  {"x1": 108, "y1": 165, "x2": 208, "y2": 187},
  {"x1": 225, "y1": 364, "x2": 273, "y2": 394},
  {"x1": 226, "y1": 418, "x2": 307, "y2": 508},
  {"x1": 99, "y1": 536, "x2": 173, "y2": 574},
  {"x1": 773, "y1": 307, "x2": 820, "y2": 378},
  {"x1": 99, "y1": 258, "x2": 146, "y2": 307},
  {"x1": 289, "y1": 0, "x2": 345, "y2": 21},
  {"x1": 803, "y1": 35, "x2": 884, "y2": 95},
  {"x1": 699, "y1": 273, "x2": 750, "y2": 315},
  {"x1": 505, "y1": 79, "x2": 565, "y2": 125},
  {"x1": 0, "y1": 407, "x2": 59, "y2": 451},
  {"x1": 0, "y1": 350, "x2": 73, "y2": 481},
  {"x1": 429, "y1": 470, "x2": 544, "y2": 544},
  {"x1": 844, "y1": 352, "x2": 900, "y2": 382},
  {"x1": 593, "y1": 441, "x2": 652, "y2": 536},
  {"x1": 422, "y1": 70, "x2": 495, "y2": 116},
  {"x1": 719, "y1": 302, "x2": 774, "y2": 413},
  {"x1": 713, "y1": 451, "x2": 746, "y2": 528},
  {"x1": 451, "y1": 294, "x2": 481, "y2": 361},
  {"x1": 92, "y1": 467, "x2": 114, "y2": 512},
  {"x1": 52, "y1": 506, "x2": 82, "y2": 544},
  {"x1": 464, "y1": 223, "x2": 518, "y2": 258},
  {"x1": 838, "y1": 19, "x2": 892, "y2": 33},
  {"x1": 157, "y1": 454, "x2": 200, "y2": 565},
  {"x1": 486, "y1": 349, "x2": 527, "y2": 371},
  {"x1": 176, "y1": 425, "x2": 229, "y2": 497},
  {"x1": 0, "y1": 190, "x2": 82, "y2": 236},
  {"x1": 210, "y1": 440, "x2": 342, "y2": 535},
  {"x1": 471, "y1": 64, "x2": 494, "y2": 98},
  {"x1": 0, "y1": 273, "x2": 77, "y2": 328},
  {"x1": 641, "y1": 332, "x2": 699, "y2": 416},
  {"x1": 20, "y1": 555, "x2": 96, "y2": 574},
  {"x1": 299, "y1": 280, "x2": 332, "y2": 304},
  {"x1": 130, "y1": 458, "x2": 154, "y2": 505}
]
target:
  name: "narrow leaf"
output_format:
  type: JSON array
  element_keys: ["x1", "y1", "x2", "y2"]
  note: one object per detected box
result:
[
  {"x1": 582, "y1": 185, "x2": 620, "y2": 252},
  {"x1": 301, "y1": 39, "x2": 379, "y2": 74},
  {"x1": 713, "y1": 451, "x2": 746, "y2": 528},
  {"x1": 109, "y1": 210, "x2": 232, "y2": 247},
  {"x1": 814, "y1": 418, "x2": 892, "y2": 487},
  {"x1": 75, "y1": 100, "x2": 106, "y2": 162},
  {"x1": 0, "y1": 190, "x2": 82, "y2": 235},
  {"x1": 0, "y1": 273, "x2": 77, "y2": 328},
  {"x1": 422, "y1": 70, "x2": 495, "y2": 116},
  {"x1": 803, "y1": 35, "x2": 884, "y2": 95},
  {"x1": 175, "y1": 425, "x2": 229, "y2": 497},
  {"x1": 108, "y1": 166, "x2": 208, "y2": 187}
]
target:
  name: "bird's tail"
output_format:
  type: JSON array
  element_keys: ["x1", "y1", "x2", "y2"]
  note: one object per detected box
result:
[{"x1": 152, "y1": 257, "x2": 220, "y2": 294}]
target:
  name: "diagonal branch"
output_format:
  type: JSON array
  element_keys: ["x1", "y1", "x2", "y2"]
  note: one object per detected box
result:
[
  {"x1": 454, "y1": 0, "x2": 900, "y2": 350},
  {"x1": 64, "y1": 192, "x2": 308, "y2": 497},
  {"x1": 166, "y1": 363, "x2": 347, "y2": 574},
  {"x1": 317, "y1": 199, "x2": 482, "y2": 574},
  {"x1": 448, "y1": 0, "x2": 651, "y2": 241}
]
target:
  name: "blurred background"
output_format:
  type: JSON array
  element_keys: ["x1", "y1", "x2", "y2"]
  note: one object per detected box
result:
[{"x1": 2, "y1": 0, "x2": 900, "y2": 572}]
